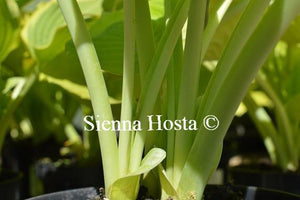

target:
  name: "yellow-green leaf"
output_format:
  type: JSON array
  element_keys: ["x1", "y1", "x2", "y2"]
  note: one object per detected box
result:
[
  {"x1": 157, "y1": 165, "x2": 179, "y2": 200},
  {"x1": 0, "y1": 0, "x2": 19, "y2": 63},
  {"x1": 21, "y1": 0, "x2": 102, "y2": 62},
  {"x1": 109, "y1": 148, "x2": 166, "y2": 200}
]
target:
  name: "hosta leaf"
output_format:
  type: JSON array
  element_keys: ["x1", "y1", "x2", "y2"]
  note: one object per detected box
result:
[
  {"x1": 40, "y1": 52, "x2": 122, "y2": 103},
  {"x1": 101, "y1": 0, "x2": 164, "y2": 19},
  {"x1": 251, "y1": 91, "x2": 273, "y2": 107},
  {"x1": 66, "y1": 17, "x2": 164, "y2": 76},
  {"x1": 204, "y1": 0, "x2": 249, "y2": 60},
  {"x1": 66, "y1": 20, "x2": 124, "y2": 75},
  {"x1": 0, "y1": 77, "x2": 25, "y2": 117},
  {"x1": 2, "y1": 77, "x2": 25, "y2": 95},
  {"x1": 282, "y1": 14, "x2": 300, "y2": 44},
  {"x1": 21, "y1": 0, "x2": 102, "y2": 62},
  {"x1": 179, "y1": 0, "x2": 300, "y2": 199},
  {"x1": 285, "y1": 46, "x2": 300, "y2": 96},
  {"x1": 0, "y1": 0, "x2": 19, "y2": 63},
  {"x1": 0, "y1": 72, "x2": 36, "y2": 149},
  {"x1": 39, "y1": 72, "x2": 90, "y2": 100},
  {"x1": 134, "y1": 148, "x2": 166, "y2": 175},
  {"x1": 15, "y1": 0, "x2": 33, "y2": 8},
  {"x1": 92, "y1": 21, "x2": 124, "y2": 75},
  {"x1": 109, "y1": 176, "x2": 140, "y2": 200},
  {"x1": 149, "y1": 0, "x2": 164, "y2": 20},
  {"x1": 285, "y1": 94, "x2": 300, "y2": 123},
  {"x1": 109, "y1": 148, "x2": 166, "y2": 200},
  {"x1": 157, "y1": 165, "x2": 179, "y2": 200},
  {"x1": 102, "y1": 0, "x2": 122, "y2": 12},
  {"x1": 64, "y1": 10, "x2": 124, "y2": 75},
  {"x1": 89, "y1": 10, "x2": 123, "y2": 38}
]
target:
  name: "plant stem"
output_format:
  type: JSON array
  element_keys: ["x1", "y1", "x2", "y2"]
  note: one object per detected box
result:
[
  {"x1": 201, "y1": 0, "x2": 233, "y2": 60},
  {"x1": 118, "y1": 0, "x2": 136, "y2": 177},
  {"x1": 196, "y1": 0, "x2": 271, "y2": 122},
  {"x1": 243, "y1": 93, "x2": 289, "y2": 169},
  {"x1": 166, "y1": 59, "x2": 176, "y2": 181},
  {"x1": 179, "y1": 1, "x2": 300, "y2": 199},
  {"x1": 164, "y1": 0, "x2": 182, "y2": 182},
  {"x1": 135, "y1": 0, "x2": 155, "y2": 80},
  {"x1": 256, "y1": 72, "x2": 298, "y2": 170},
  {"x1": 129, "y1": 0, "x2": 190, "y2": 172},
  {"x1": 173, "y1": 0, "x2": 207, "y2": 188},
  {"x1": 57, "y1": 0, "x2": 119, "y2": 190}
]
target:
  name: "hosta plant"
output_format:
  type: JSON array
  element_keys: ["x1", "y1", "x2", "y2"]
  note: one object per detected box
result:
[
  {"x1": 244, "y1": 38, "x2": 300, "y2": 172},
  {"x1": 25, "y1": 0, "x2": 300, "y2": 199}
]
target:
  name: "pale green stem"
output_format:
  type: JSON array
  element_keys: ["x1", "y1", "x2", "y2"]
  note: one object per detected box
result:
[
  {"x1": 129, "y1": 0, "x2": 190, "y2": 172},
  {"x1": 179, "y1": 1, "x2": 300, "y2": 199},
  {"x1": 135, "y1": 0, "x2": 155, "y2": 80},
  {"x1": 173, "y1": 0, "x2": 207, "y2": 188},
  {"x1": 57, "y1": 0, "x2": 119, "y2": 190},
  {"x1": 118, "y1": 0, "x2": 136, "y2": 177},
  {"x1": 256, "y1": 72, "x2": 298, "y2": 170},
  {"x1": 196, "y1": 0, "x2": 271, "y2": 122},
  {"x1": 243, "y1": 93, "x2": 290, "y2": 169},
  {"x1": 165, "y1": 0, "x2": 182, "y2": 183},
  {"x1": 166, "y1": 59, "x2": 176, "y2": 182},
  {"x1": 201, "y1": 0, "x2": 233, "y2": 60}
]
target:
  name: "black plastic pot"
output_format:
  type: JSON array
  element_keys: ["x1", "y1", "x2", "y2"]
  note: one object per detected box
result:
[
  {"x1": 0, "y1": 169, "x2": 23, "y2": 200},
  {"x1": 227, "y1": 165, "x2": 300, "y2": 195},
  {"x1": 34, "y1": 162, "x2": 104, "y2": 194},
  {"x1": 26, "y1": 187, "x2": 99, "y2": 200},
  {"x1": 26, "y1": 185, "x2": 300, "y2": 200}
]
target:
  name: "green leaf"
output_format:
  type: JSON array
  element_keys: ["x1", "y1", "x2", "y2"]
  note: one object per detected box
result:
[
  {"x1": 149, "y1": 0, "x2": 164, "y2": 20},
  {"x1": 15, "y1": 0, "x2": 33, "y2": 8},
  {"x1": 285, "y1": 94, "x2": 300, "y2": 123},
  {"x1": 0, "y1": 71, "x2": 36, "y2": 152},
  {"x1": 93, "y1": 21, "x2": 124, "y2": 75},
  {"x1": 198, "y1": 64, "x2": 213, "y2": 96},
  {"x1": 2, "y1": 77, "x2": 25, "y2": 94},
  {"x1": 109, "y1": 148, "x2": 166, "y2": 200},
  {"x1": 285, "y1": 46, "x2": 300, "y2": 97},
  {"x1": 102, "y1": 0, "x2": 122, "y2": 12},
  {"x1": 89, "y1": 10, "x2": 123, "y2": 38},
  {"x1": 204, "y1": 0, "x2": 249, "y2": 60},
  {"x1": 0, "y1": 0, "x2": 19, "y2": 63},
  {"x1": 102, "y1": 0, "x2": 164, "y2": 18},
  {"x1": 66, "y1": 17, "x2": 164, "y2": 76},
  {"x1": 39, "y1": 73, "x2": 90, "y2": 100},
  {"x1": 21, "y1": 0, "x2": 102, "y2": 62},
  {"x1": 157, "y1": 165, "x2": 179, "y2": 200},
  {"x1": 65, "y1": 20, "x2": 124, "y2": 75},
  {"x1": 109, "y1": 176, "x2": 140, "y2": 200},
  {"x1": 282, "y1": 15, "x2": 300, "y2": 44},
  {"x1": 134, "y1": 148, "x2": 166, "y2": 175},
  {"x1": 0, "y1": 77, "x2": 25, "y2": 117},
  {"x1": 39, "y1": 52, "x2": 122, "y2": 103},
  {"x1": 179, "y1": 1, "x2": 300, "y2": 199}
]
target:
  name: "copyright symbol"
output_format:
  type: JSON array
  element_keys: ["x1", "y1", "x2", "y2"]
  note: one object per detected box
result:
[{"x1": 203, "y1": 115, "x2": 219, "y2": 131}]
